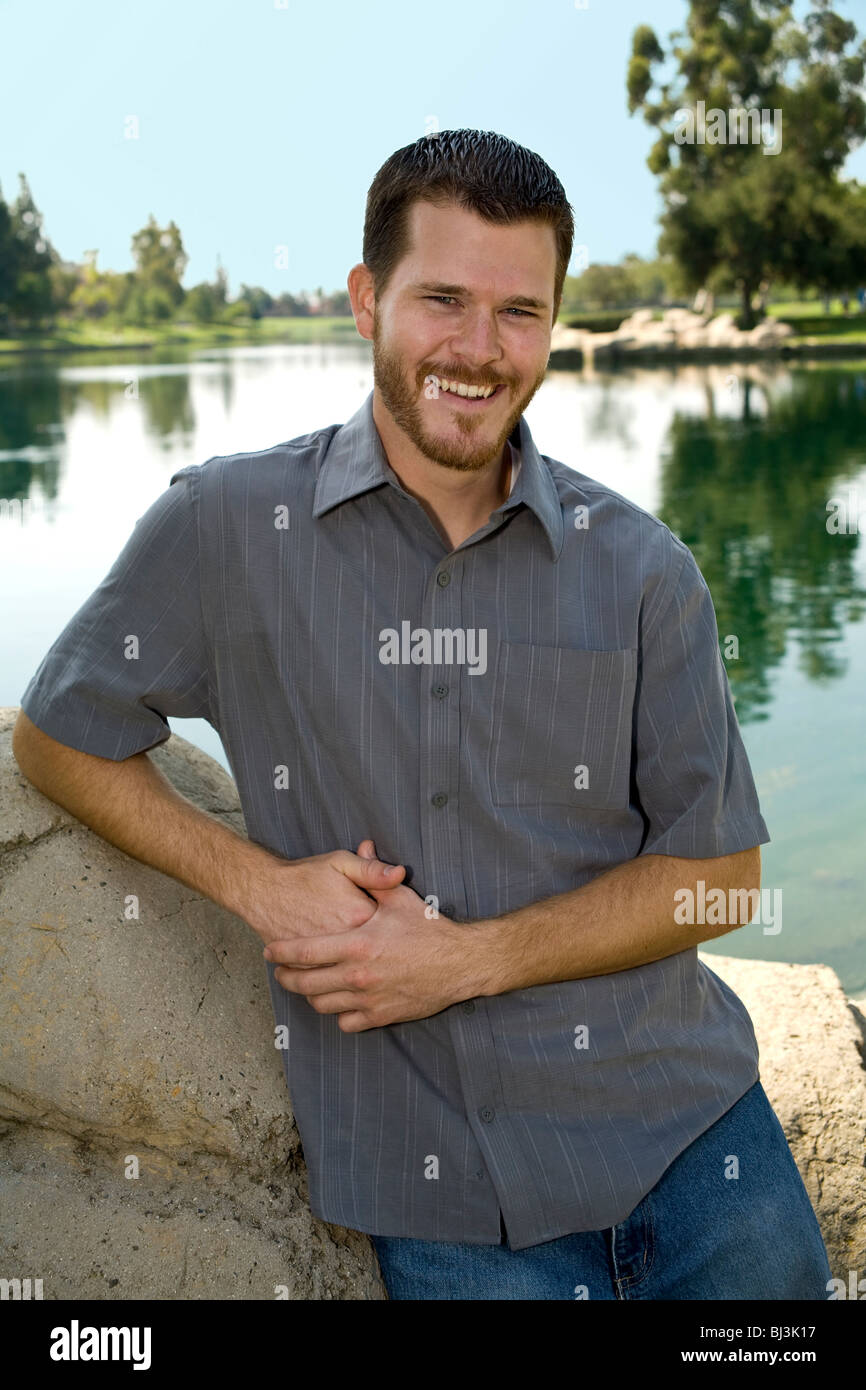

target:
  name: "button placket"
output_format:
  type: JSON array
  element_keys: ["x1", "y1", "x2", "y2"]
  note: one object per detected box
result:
[{"x1": 417, "y1": 553, "x2": 465, "y2": 951}]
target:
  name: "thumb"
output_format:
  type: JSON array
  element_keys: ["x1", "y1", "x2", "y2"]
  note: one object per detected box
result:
[{"x1": 342, "y1": 842, "x2": 405, "y2": 886}]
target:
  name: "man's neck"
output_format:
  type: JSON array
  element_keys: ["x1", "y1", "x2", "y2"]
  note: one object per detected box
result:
[{"x1": 372, "y1": 393, "x2": 513, "y2": 551}]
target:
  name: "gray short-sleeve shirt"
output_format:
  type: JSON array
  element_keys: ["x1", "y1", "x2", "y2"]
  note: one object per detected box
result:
[{"x1": 20, "y1": 389, "x2": 770, "y2": 1249}]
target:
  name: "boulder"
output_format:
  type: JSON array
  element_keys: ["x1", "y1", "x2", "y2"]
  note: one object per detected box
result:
[
  {"x1": 0, "y1": 708, "x2": 385, "y2": 1299},
  {"x1": 549, "y1": 322, "x2": 586, "y2": 351},
  {"x1": 617, "y1": 308, "x2": 656, "y2": 330},
  {"x1": 1, "y1": 707, "x2": 862, "y2": 1295},
  {"x1": 747, "y1": 318, "x2": 796, "y2": 345},
  {"x1": 701, "y1": 954, "x2": 866, "y2": 1279}
]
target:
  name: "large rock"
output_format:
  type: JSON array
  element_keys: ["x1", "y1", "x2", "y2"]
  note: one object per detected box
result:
[
  {"x1": 0, "y1": 708, "x2": 385, "y2": 1299},
  {"x1": 1, "y1": 707, "x2": 863, "y2": 1295},
  {"x1": 702, "y1": 954, "x2": 866, "y2": 1278}
]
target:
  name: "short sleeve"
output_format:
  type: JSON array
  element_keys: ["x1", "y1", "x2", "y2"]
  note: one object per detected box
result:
[
  {"x1": 19, "y1": 465, "x2": 214, "y2": 760},
  {"x1": 634, "y1": 544, "x2": 770, "y2": 858}
]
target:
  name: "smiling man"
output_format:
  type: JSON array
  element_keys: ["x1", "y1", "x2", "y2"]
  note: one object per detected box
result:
[{"x1": 13, "y1": 129, "x2": 832, "y2": 1302}]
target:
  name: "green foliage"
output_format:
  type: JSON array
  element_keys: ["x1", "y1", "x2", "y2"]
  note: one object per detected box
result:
[
  {"x1": 562, "y1": 254, "x2": 682, "y2": 312},
  {"x1": 125, "y1": 282, "x2": 176, "y2": 324},
  {"x1": 184, "y1": 282, "x2": 220, "y2": 324},
  {"x1": 130, "y1": 215, "x2": 187, "y2": 307},
  {"x1": 237, "y1": 284, "x2": 274, "y2": 320},
  {"x1": 0, "y1": 174, "x2": 61, "y2": 330},
  {"x1": 628, "y1": 0, "x2": 866, "y2": 328}
]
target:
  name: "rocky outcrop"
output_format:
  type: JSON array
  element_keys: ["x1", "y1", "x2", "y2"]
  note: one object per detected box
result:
[
  {"x1": 0, "y1": 708, "x2": 385, "y2": 1299},
  {"x1": 550, "y1": 307, "x2": 797, "y2": 362},
  {"x1": 700, "y1": 954, "x2": 866, "y2": 1279},
  {"x1": 1, "y1": 706, "x2": 863, "y2": 1297}
]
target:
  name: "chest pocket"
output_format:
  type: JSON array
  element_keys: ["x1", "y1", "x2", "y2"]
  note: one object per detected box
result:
[{"x1": 487, "y1": 642, "x2": 638, "y2": 810}]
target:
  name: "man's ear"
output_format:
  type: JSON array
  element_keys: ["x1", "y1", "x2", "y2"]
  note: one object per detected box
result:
[{"x1": 347, "y1": 263, "x2": 376, "y2": 342}]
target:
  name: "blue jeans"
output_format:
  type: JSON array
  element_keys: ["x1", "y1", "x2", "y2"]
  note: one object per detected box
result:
[{"x1": 370, "y1": 1079, "x2": 833, "y2": 1300}]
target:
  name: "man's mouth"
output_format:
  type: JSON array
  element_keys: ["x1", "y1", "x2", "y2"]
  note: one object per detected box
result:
[{"x1": 423, "y1": 374, "x2": 506, "y2": 407}]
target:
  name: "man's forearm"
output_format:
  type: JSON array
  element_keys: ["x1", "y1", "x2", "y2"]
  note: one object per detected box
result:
[
  {"x1": 471, "y1": 847, "x2": 761, "y2": 998},
  {"x1": 11, "y1": 710, "x2": 279, "y2": 922}
]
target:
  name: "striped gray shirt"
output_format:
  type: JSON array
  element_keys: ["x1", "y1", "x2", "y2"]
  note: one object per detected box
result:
[{"x1": 20, "y1": 389, "x2": 770, "y2": 1250}]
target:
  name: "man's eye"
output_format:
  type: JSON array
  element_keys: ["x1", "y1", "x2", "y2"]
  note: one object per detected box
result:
[{"x1": 424, "y1": 296, "x2": 533, "y2": 317}]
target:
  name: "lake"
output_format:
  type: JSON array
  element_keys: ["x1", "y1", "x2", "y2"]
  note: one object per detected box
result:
[{"x1": 1, "y1": 342, "x2": 864, "y2": 992}]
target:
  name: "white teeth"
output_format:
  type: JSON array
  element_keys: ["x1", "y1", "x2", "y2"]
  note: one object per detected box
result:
[{"x1": 432, "y1": 375, "x2": 497, "y2": 399}]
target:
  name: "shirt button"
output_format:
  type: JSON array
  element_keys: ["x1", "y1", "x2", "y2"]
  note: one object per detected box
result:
[
  {"x1": 436, "y1": 570, "x2": 451, "y2": 587},
  {"x1": 431, "y1": 792, "x2": 448, "y2": 808},
  {"x1": 461, "y1": 1000, "x2": 475, "y2": 1014},
  {"x1": 479, "y1": 1106, "x2": 495, "y2": 1123},
  {"x1": 473, "y1": 1170, "x2": 485, "y2": 1181},
  {"x1": 432, "y1": 683, "x2": 449, "y2": 698}
]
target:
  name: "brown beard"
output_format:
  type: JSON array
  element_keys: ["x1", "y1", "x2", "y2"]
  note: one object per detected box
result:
[{"x1": 371, "y1": 316, "x2": 547, "y2": 474}]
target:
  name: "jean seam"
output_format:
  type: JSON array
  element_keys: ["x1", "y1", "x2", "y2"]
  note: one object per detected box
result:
[{"x1": 613, "y1": 1193, "x2": 656, "y2": 1292}]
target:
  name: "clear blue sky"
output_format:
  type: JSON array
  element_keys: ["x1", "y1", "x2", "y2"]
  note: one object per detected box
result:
[{"x1": 2, "y1": 0, "x2": 864, "y2": 298}]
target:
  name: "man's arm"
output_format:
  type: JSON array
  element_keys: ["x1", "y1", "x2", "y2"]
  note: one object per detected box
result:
[
  {"x1": 11, "y1": 710, "x2": 404, "y2": 945},
  {"x1": 264, "y1": 843, "x2": 760, "y2": 1031},
  {"x1": 469, "y1": 845, "x2": 761, "y2": 998}
]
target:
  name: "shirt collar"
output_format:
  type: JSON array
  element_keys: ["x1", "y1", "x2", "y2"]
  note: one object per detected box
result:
[{"x1": 312, "y1": 389, "x2": 564, "y2": 561}]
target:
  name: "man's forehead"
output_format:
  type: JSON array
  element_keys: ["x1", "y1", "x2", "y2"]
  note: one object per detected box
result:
[
  {"x1": 407, "y1": 197, "x2": 553, "y2": 242},
  {"x1": 398, "y1": 202, "x2": 555, "y2": 294}
]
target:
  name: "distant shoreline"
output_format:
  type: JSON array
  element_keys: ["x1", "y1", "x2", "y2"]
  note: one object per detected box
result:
[{"x1": 2, "y1": 313, "x2": 866, "y2": 363}]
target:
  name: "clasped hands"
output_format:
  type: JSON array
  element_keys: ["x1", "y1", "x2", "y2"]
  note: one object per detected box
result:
[{"x1": 261, "y1": 840, "x2": 490, "y2": 1033}]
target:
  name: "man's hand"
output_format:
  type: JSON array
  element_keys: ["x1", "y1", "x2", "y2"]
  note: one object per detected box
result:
[
  {"x1": 243, "y1": 839, "x2": 406, "y2": 946},
  {"x1": 264, "y1": 842, "x2": 485, "y2": 1032}
]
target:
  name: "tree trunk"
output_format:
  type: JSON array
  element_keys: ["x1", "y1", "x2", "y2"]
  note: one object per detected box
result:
[{"x1": 739, "y1": 281, "x2": 758, "y2": 331}]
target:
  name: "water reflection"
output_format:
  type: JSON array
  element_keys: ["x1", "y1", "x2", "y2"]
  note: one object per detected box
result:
[{"x1": 654, "y1": 366, "x2": 866, "y2": 721}]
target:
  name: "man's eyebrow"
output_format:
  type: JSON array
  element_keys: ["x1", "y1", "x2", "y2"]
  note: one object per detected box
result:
[{"x1": 409, "y1": 281, "x2": 549, "y2": 310}]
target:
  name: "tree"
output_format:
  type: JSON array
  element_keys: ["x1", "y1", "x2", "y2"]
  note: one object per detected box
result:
[
  {"x1": 182, "y1": 258, "x2": 231, "y2": 324},
  {"x1": 569, "y1": 262, "x2": 638, "y2": 310},
  {"x1": 622, "y1": 253, "x2": 677, "y2": 305},
  {"x1": 68, "y1": 250, "x2": 131, "y2": 321},
  {"x1": 780, "y1": 178, "x2": 866, "y2": 309},
  {"x1": 212, "y1": 255, "x2": 229, "y2": 308},
  {"x1": 628, "y1": 1, "x2": 866, "y2": 328},
  {"x1": 184, "y1": 282, "x2": 219, "y2": 324},
  {"x1": 237, "y1": 284, "x2": 274, "y2": 320},
  {"x1": 0, "y1": 189, "x2": 16, "y2": 332},
  {"x1": 130, "y1": 215, "x2": 187, "y2": 309},
  {"x1": 0, "y1": 174, "x2": 60, "y2": 329}
]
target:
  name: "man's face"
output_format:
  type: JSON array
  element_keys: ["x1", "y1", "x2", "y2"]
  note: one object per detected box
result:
[{"x1": 369, "y1": 199, "x2": 556, "y2": 473}]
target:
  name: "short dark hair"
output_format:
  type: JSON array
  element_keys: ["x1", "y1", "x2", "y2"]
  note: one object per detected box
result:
[{"x1": 362, "y1": 129, "x2": 574, "y2": 324}]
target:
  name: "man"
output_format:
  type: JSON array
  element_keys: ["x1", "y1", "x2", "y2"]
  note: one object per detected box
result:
[{"x1": 14, "y1": 129, "x2": 831, "y2": 1301}]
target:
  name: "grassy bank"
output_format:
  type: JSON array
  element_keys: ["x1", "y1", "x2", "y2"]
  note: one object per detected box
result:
[{"x1": 0, "y1": 315, "x2": 363, "y2": 355}]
